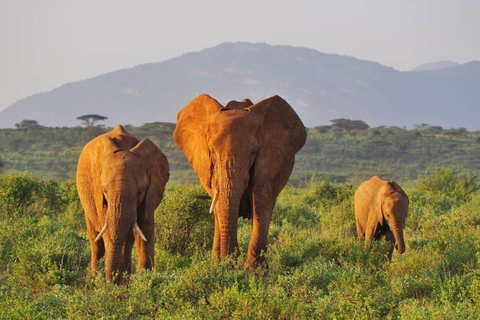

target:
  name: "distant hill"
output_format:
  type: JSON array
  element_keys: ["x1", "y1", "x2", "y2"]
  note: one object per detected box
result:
[
  {"x1": 1, "y1": 42, "x2": 479, "y2": 129},
  {"x1": 412, "y1": 60, "x2": 460, "y2": 72}
]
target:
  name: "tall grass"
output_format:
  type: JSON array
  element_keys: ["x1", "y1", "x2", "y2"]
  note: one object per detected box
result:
[{"x1": 0, "y1": 169, "x2": 479, "y2": 319}]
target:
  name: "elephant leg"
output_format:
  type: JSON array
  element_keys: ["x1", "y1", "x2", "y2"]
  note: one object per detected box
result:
[
  {"x1": 86, "y1": 219, "x2": 105, "y2": 275},
  {"x1": 135, "y1": 220, "x2": 154, "y2": 270},
  {"x1": 384, "y1": 229, "x2": 395, "y2": 261},
  {"x1": 364, "y1": 222, "x2": 379, "y2": 244},
  {"x1": 245, "y1": 188, "x2": 273, "y2": 270},
  {"x1": 355, "y1": 217, "x2": 364, "y2": 242},
  {"x1": 211, "y1": 212, "x2": 221, "y2": 262}
]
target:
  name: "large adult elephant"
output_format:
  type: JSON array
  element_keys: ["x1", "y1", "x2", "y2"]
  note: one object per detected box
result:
[
  {"x1": 77, "y1": 125, "x2": 169, "y2": 282},
  {"x1": 354, "y1": 176, "x2": 409, "y2": 261},
  {"x1": 174, "y1": 94, "x2": 306, "y2": 269}
]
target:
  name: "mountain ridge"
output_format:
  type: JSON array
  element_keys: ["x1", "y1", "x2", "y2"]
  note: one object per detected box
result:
[
  {"x1": 412, "y1": 60, "x2": 460, "y2": 72},
  {"x1": 1, "y1": 42, "x2": 479, "y2": 129}
]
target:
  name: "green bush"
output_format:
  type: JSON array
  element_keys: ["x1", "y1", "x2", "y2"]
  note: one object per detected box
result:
[
  {"x1": 155, "y1": 184, "x2": 214, "y2": 258},
  {"x1": 391, "y1": 274, "x2": 435, "y2": 300},
  {"x1": 412, "y1": 167, "x2": 479, "y2": 212},
  {"x1": 59, "y1": 179, "x2": 84, "y2": 231},
  {"x1": 0, "y1": 172, "x2": 41, "y2": 216},
  {"x1": 273, "y1": 186, "x2": 319, "y2": 227},
  {"x1": 0, "y1": 172, "x2": 67, "y2": 217},
  {"x1": 7, "y1": 216, "x2": 89, "y2": 290},
  {"x1": 317, "y1": 267, "x2": 397, "y2": 319},
  {"x1": 313, "y1": 180, "x2": 354, "y2": 208}
]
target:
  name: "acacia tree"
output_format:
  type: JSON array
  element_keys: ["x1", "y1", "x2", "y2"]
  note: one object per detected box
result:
[
  {"x1": 330, "y1": 118, "x2": 369, "y2": 135},
  {"x1": 77, "y1": 114, "x2": 108, "y2": 127},
  {"x1": 443, "y1": 128, "x2": 466, "y2": 140},
  {"x1": 15, "y1": 120, "x2": 41, "y2": 129},
  {"x1": 413, "y1": 123, "x2": 429, "y2": 131}
]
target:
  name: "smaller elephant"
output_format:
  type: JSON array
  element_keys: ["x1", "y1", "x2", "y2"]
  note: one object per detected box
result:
[
  {"x1": 354, "y1": 176, "x2": 409, "y2": 261},
  {"x1": 77, "y1": 125, "x2": 169, "y2": 282}
]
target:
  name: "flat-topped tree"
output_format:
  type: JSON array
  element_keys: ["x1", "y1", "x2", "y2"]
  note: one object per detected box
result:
[
  {"x1": 330, "y1": 118, "x2": 369, "y2": 135},
  {"x1": 15, "y1": 119, "x2": 41, "y2": 129},
  {"x1": 77, "y1": 114, "x2": 108, "y2": 127}
]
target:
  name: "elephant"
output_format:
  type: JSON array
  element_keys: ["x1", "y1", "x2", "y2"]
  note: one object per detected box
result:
[
  {"x1": 173, "y1": 94, "x2": 306, "y2": 269},
  {"x1": 354, "y1": 176, "x2": 409, "y2": 261},
  {"x1": 77, "y1": 125, "x2": 169, "y2": 282}
]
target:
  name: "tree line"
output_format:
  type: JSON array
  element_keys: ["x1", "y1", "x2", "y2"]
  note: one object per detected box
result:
[{"x1": 2, "y1": 118, "x2": 479, "y2": 183}]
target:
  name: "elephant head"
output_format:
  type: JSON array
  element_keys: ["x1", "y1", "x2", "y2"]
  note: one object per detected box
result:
[
  {"x1": 379, "y1": 181, "x2": 409, "y2": 254},
  {"x1": 173, "y1": 95, "x2": 306, "y2": 264},
  {"x1": 77, "y1": 125, "x2": 169, "y2": 282}
]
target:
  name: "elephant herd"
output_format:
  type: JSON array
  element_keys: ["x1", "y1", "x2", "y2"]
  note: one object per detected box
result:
[{"x1": 76, "y1": 94, "x2": 409, "y2": 283}]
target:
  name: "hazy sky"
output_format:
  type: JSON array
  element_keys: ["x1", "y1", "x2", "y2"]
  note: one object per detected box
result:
[{"x1": 1, "y1": 0, "x2": 479, "y2": 111}]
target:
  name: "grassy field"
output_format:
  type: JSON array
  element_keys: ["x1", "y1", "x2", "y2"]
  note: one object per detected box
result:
[{"x1": 1, "y1": 168, "x2": 479, "y2": 319}]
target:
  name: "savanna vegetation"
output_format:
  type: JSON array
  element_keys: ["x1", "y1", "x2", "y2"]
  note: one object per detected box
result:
[
  {"x1": 1, "y1": 120, "x2": 480, "y2": 184},
  {"x1": 1, "y1": 120, "x2": 480, "y2": 318},
  {"x1": 0, "y1": 168, "x2": 479, "y2": 319}
]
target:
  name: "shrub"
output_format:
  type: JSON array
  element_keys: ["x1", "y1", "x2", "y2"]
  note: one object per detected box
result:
[
  {"x1": 391, "y1": 274, "x2": 435, "y2": 300},
  {"x1": 0, "y1": 172, "x2": 68, "y2": 218},
  {"x1": 155, "y1": 184, "x2": 214, "y2": 258},
  {"x1": 314, "y1": 181, "x2": 354, "y2": 208},
  {"x1": 0, "y1": 172, "x2": 41, "y2": 216},
  {"x1": 316, "y1": 266, "x2": 397, "y2": 319},
  {"x1": 273, "y1": 186, "x2": 319, "y2": 227},
  {"x1": 412, "y1": 168, "x2": 479, "y2": 212},
  {"x1": 59, "y1": 179, "x2": 84, "y2": 231},
  {"x1": 268, "y1": 222, "x2": 323, "y2": 272},
  {"x1": 9, "y1": 217, "x2": 89, "y2": 290}
]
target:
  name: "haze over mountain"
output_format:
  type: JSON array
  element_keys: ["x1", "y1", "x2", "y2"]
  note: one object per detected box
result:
[
  {"x1": 412, "y1": 61, "x2": 460, "y2": 72},
  {"x1": 1, "y1": 42, "x2": 479, "y2": 129}
]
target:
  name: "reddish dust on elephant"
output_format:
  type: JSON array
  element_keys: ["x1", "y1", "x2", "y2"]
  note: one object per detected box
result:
[
  {"x1": 174, "y1": 94, "x2": 306, "y2": 270},
  {"x1": 77, "y1": 125, "x2": 169, "y2": 283},
  {"x1": 354, "y1": 175, "x2": 409, "y2": 261}
]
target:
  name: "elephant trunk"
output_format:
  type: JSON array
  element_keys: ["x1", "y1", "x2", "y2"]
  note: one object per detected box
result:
[
  {"x1": 391, "y1": 219, "x2": 406, "y2": 254},
  {"x1": 104, "y1": 201, "x2": 136, "y2": 283},
  {"x1": 215, "y1": 161, "x2": 249, "y2": 260},
  {"x1": 218, "y1": 192, "x2": 241, "y2": 259},
  {"x1": 105, "y1": 244, "x2": 124, "y2": 283}
]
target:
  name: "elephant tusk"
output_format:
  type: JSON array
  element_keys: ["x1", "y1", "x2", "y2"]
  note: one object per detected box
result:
[
  {"x1": 209, "y1": 191, "x2": 218, "y2": 214},
  {"x1": 94, "y1": 223, "x2": 108, "y2": 242},
  {"x1": 134, "y1": 223, "x2": 147, "y2": 242}
]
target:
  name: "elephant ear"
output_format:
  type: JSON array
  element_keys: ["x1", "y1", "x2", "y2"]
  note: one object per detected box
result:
[
  {"x1": 130, "y1": 139, "x2": 170, "y2": 214},
  {"x1": 378, "y1": 180, "x2": 409, "y2": 225},
  {"x1": 173, "y1": 94, "x2": 223, "y2": 195},
  {"x1": 388, "y1": 181, "x2": 409, "y2": 198},
  {"x1": 388, "y1": 180, "x2": 410, "y2": 212},
  {"x1": 247, "y1": 95, "x2": 307, "y2": 188}
]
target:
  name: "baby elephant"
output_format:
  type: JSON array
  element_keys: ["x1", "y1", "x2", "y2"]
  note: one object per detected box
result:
[
  {"x1": 354, "y1": 176, "x2": 409, "y2": 261},
  {"x1": 77, "y1": 125, "x2": 169, "y2": 283}
]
